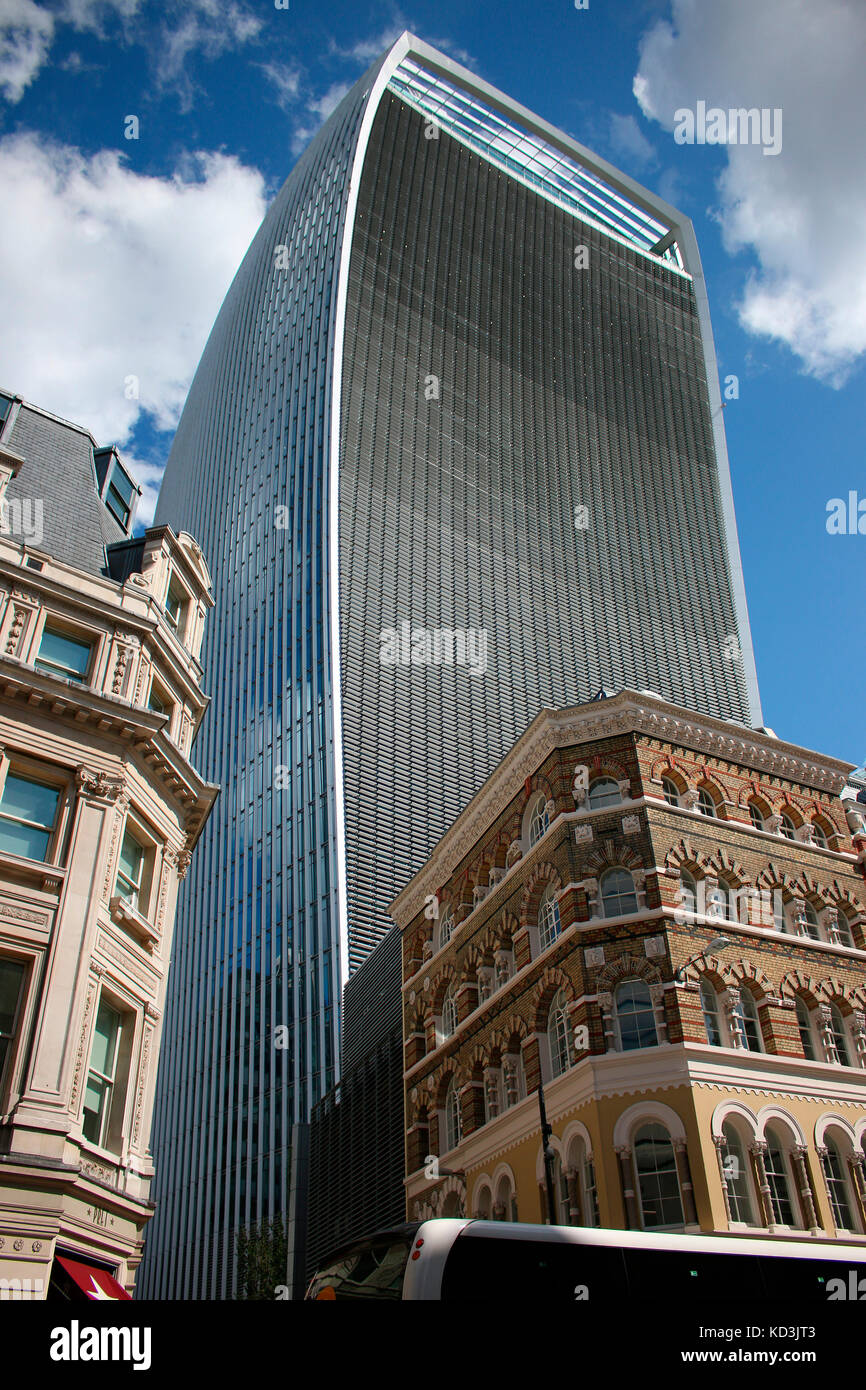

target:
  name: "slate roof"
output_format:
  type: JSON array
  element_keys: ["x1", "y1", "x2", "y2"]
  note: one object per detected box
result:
[{"x1": 2, "y1": 401, "x2": 135, "y2": 577}]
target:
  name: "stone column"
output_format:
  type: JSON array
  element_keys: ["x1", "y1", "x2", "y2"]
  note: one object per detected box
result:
[
  {"x1": 565, "y1": 1167, "x2": 582, "y2": 1226},
  {"x1": 750, "y1": 1141, "x2": 774, "y2": 1229},
  {"x1": 713, "y1": 1135, "x2": 734, "y2": 1226},
  {"x1": 802, "y1": 1147, "x2": 826, "y2": 1235},
  {"x1": 848, "y1": 1153, "x2": 866, "y2": 1229},
  {"x1": 616, "y1": 1145, "x2": 639, "y2": 1228},
  {"x1": 598, "y1": 992, "x2": 616, "y2": 1052},
  {"x1": 674, "y1": 1139, "x2": 698, "y2": 1225}
]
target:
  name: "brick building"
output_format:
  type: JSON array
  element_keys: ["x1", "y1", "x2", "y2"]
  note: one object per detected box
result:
[{"x1": 391, "y1": 690, "x2": 866, "y2": 1243}]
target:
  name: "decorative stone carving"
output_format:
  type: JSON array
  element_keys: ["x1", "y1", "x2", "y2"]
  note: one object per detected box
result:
[
  {"x1": 644, "y1": 936, "x2": 665, "y2": 958},
  {"x1": 584, "y1": 946, "x2": 605, "y2": 969},
  {"x1": 572, "y1": 766, "x2": 589, "y2": 806},
  {"x1": 682, "y1": 790, "x2": 701, "y2": 811},
  {"x1": 573, "y1": 824, "x2": 593, "y2": 843},
  {"x1": 765, "y1": 814, "x2": 784, "y2": 836},
  {"x1": 488, "y1": 866, "x2": 504, "y2": 887},
  {"x1": 75, "y1": 766, "x2": 124, "y2": 802},
  {"x1": 472, "y1": 884, "x2": 488, "y2": 908},
  {"x1": 622, "y1": 815, "x2": 640, "y2": 835},
  {"x1": 505, "y1": 840, "x2": 523, "y2": 867}
]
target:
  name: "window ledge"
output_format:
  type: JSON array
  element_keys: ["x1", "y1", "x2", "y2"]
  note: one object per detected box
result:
[
  {"x1": 109, "y1": 894, "x2": 159, "y2": 948},
  {"x1": 0, "y1": 849, "x2": 66, "y2": 893}
]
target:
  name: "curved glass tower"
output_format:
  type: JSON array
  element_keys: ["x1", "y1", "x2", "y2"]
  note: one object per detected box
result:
[{"x1": 142, "y1": 34, "x2": 761, "y2": 1296}]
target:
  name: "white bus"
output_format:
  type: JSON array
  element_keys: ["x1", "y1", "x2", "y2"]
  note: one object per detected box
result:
[{"x1": 305, "y1": 1219, "x2": 866, "y2": 1302}]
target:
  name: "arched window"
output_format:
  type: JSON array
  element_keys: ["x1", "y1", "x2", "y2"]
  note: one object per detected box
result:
[
  {"x1": 833, "y1": 909, "x2": 855, "y2": 948},
  {"x1": 800, "y1": 900, "x2": 821, "y2": 941},
  {"x1": 548, "y1": 988, "x2": 571, "y2": 1078},
  {"x1": 811, "y1": 821, "x2": 829, "y2": 850},
  {"x1": 822, "y1": 1137, "x2": 856, "y2": 1231},
  {"x1": 828, "y1": 1005, "x2": 852, "y2": 1066},
  {"x1": 527, "y1": 795, "x2": 549, "y2": 848},
  {"x1": 633, "y1": 1124, "x2": 684, "y2": 1229},
  {"x1": 749, "y1": 801, "x2": 764, "y2": 831},
  {"x1": 661, "y1": 778, "x2": 680, "y2": 807},
  {"x1": 474, "y1": 1183, "x2": 492, "y2": 1220},
  {"x1": 601, "y1": 867, "x2": 637, "y2": 918},
  {"x1": 552, "y1": 1150, "x2": 571, "y2": 1225},
  {"x1": 538, "y1": 886, "x2": 561, "y2": 951},
  {"x1": 441, "y1": 987, "x2": 458, "y2": 1040},
  {"x1": 701, "y1": 980, "x2": 724, "y2": 1046},
  {"x1": 678, "y1": 870, "x2": 697, "y2": 917},
  {"x1": 588, "y1": 777, "x2": 621, "y2": 810},
  {"x1": 494, "y1": 1172, "x2": 518, "y2": 1223},
  {"x1": 697, "y1": 787, "x2": 717, "y2": 818},
  {"x1": 494, "y1": 949, "x2": 514, "y2": 989},
  {"x1": 566, "y1": 1135, "x2": 599, "y2": 1228},
  {"x1": 795, "y1": 997, "x2": 817, "y2": 1061},
  {"x1": 780, "y1": 814, "x2": 796, "y2": 841},
  {"x1": 444, "y1": 1079, "x2": 462, "y2": 1152},
  {"x1": 438, "y1": 908, "x2": 454, "y2": 949},
  {"x1": 721, "y1": 1121, "x2": 757, "y2": 1225},
  {"x1": 734, "y1": 989, "x2": 763, "y2": 1052},
  {"x1": 615, "y1": 979, "x2": 658, "y2": 1051},
  {"x1": 708, "y1": 877, "x2": 737, "y2": 922},
  {"x1": 764, "y1": 1126, "x2": 797, "y2": 1226}
]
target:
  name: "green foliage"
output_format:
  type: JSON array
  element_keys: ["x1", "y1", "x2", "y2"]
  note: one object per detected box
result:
[{"x1": 236, "y1": 1213, "x2": 288, "y2": 1299}]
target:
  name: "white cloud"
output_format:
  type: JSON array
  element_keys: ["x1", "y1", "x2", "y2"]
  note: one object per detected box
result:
[
  {"x1": 330, "y1": 23, "x2": 406, "y2": 65},
  {"x1": 608, "y1": 112, "x2": 658, "y2": 171},
  {"x1": 61, "y1": 0, "x2": 140, "y2": 33},
  {"x1": 309, "y1": 80, "x2": 352, "y2": 121},
  {"x1": 633, "y1": 0, "x2": 866, "y2": 385},
  {"x1": 156, "y1": 0, "x2": 263, "y2": 109},
  {"x1": 0, "y1": 0, "x2": 54, "y2": 102},
  {"x1": 0, "y1": 133, "x2": 267, "y2": 473},
  {"x1": 261, "y1": 59, "x2": 301, "y2": 112}
]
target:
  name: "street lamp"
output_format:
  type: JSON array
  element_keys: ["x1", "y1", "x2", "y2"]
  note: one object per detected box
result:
[{"x1": 674, "y1": 935, "x2": 732, "y2": 981}]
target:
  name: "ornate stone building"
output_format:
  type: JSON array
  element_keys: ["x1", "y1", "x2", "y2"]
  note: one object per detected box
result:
[
  {"x1": 0, "y1": 393, "x2": 217, "y2": 1297},
  {"x1": 391, "y1": 690, "x2": 866, "y2": 1245}
]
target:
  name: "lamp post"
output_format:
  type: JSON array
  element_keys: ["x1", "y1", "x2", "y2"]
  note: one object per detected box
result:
[
  {"x1": 674, "y1": 935, "x2": 732, "y2": 982},
  {"x1": 537, "y1": 1081, "x2": 557, "y2": 1225}
]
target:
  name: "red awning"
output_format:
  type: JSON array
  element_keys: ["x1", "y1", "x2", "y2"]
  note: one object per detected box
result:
[{"x1": 56, "y1": 1255, "x2": 131, "y2": 1301}]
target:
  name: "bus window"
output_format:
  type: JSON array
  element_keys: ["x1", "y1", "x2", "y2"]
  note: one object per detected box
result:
[
  {"x1": 440, "y1": 1232, "x2": 630, "y2": 1302},
  {"x1": 623, "y1": 1244, "x2": 766, "y2": 1302},
  {"x1": 305, "y1": 1234, "x2": 415, "y2": 1300}
]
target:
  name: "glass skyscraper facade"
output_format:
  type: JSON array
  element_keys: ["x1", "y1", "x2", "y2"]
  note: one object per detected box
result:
[{"x1": 142, "y1": 34, "x2": 761, "y2": 1297}]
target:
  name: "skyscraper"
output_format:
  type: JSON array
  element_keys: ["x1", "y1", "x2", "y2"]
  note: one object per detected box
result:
[{"x1": 143, "y1": 33, "x2": 761, "y2": 1296}]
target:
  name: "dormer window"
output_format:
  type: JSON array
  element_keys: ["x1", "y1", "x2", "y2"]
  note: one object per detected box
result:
[
  {"x1": 105, "y1": 462, "x2": 137, "y2": 530},
  {"x1": 0, "y1": 393, "x2": 13, "y2": 436}
]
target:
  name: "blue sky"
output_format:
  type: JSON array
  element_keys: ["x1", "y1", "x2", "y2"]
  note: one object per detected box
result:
[{"x1": 0, "y1": 0, "x2": 863, "y2": 763}]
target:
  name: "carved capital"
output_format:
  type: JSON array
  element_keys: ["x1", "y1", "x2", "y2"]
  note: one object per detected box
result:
[{"x1": 76, "y1": 765, "x2": 124, "y2": 802}]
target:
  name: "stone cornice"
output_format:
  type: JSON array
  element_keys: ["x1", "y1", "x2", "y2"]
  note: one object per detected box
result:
[{"x1": 389, "y1": 691, "x2": 854, "y2": 928}]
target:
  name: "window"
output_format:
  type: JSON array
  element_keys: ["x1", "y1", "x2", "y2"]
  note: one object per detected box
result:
[
  {"x1": 634, "y1": 1124, "x2": 684, "y2": 1229},
  {"x1": 444, "y1": 1079, "x2": 462, "y2": 1152},
  {"x1": 833, "y1": 910, "x2": 855, "y2": 948},
  {"x1": 697, "y1": 788, "x2": 717, "y2": 818},
  {"x1": 734, "y1": 989, "x2": 763, "y2": 1052},
  {"x1": 0, "y1": 772, "x2": 61, "y2": 862},
  {"x1": 588, "y1": 777, "x2": 621, "y2": 810},
  {"x1": 661, "y1": 777, "x2": 680, "y2": 807},
  {"x1": 35, "y1": 625, "x2": 93, "y2": 683},
  {"x1": 148, "y1": 680, "x2": 174, "y2": 727},
  {"x1": 678, "y1": 870, "x2": 697, "y2": 916},
  {"x1": 164, "y1": 577, "x2": 188, "y2": 638},
  {"x1": 548, "y1": 989, "x2": 571, "y2": 1078},
  {"x1": 441, "y1": 988, "x2": 458, "y2": 1041},
  {"x1": 764, "y1": 1128, "x2": 797, "y2": 1226},
  {"x1": 780, "y1": 814, "x2": 796, "y2": 841},
  {"x1": 105, "y1": 463, "x2": 136, "y2": 529},
  {"x1": 484, "y1": 1069, "x2": 504, "y2": 1123},
  {"x1": 438, "y1": 909, "x2": 454, "y2": 949},
  {"x1": 822, "y1": 1138, "x2": 855, "y2": 1230},
  {"x1": 82, "y1": 998, "x2": 122, "y2": 1148},
  {"x1": 115, "y1": 827, "x2": 146, "y2": 911},
  {"x1": 0, "y1": 393, "x2": 13, "y2": 430},
  {"x1": 601, "y1": 868, "x2": 638, "y2": 918},
  {"x1": 0, "y1": 958, "x2": 26, "y2": 1089},
  {"x1": 749, "y1": 802, "x2": 764, "y2": 831},
  {"x1": 721, "y1": 1122, "x2": 756, "y2": 1225},
  {"x1": 527, "y1": 795, "x2": 549, "y2": 847},
  {"x1": 828, "y1": 1005, "x2": 852, "y2": 1066},
  {"x1": 700, "y1": 980, "x2": 723, "y2": 1046},
  {"x1": 707, "y1": 877, "x2": 736, "y2": 922},
  {"x1": 615, "y1": 979, "x2": 658, "y2": 1051},
  {"x1": 800, "y1": 901, "x2": 821, "y2": 941},
  {"x1": 811, "y1": 821, "x2": 829, "y2": 850},
  {"x1": 538, "y1": 887, "x2": 561, "y2": 951},
  {"x1": 795, "y1": 998, "x2": 817, "y2": 1060}
]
